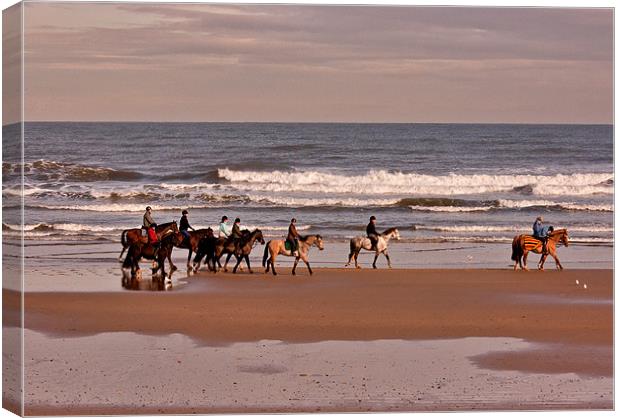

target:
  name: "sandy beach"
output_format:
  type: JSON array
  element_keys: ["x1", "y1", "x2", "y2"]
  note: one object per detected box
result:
[{"x1": 6, "y1": 267, "x2": 613, "y2": 414}]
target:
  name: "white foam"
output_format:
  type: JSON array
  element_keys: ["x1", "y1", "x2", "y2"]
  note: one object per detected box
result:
[
  {"x1": 417, "y1": 225, "x2": 613, "y2": 233},
  {"x1": 219, "y1": 168, "x2": 613, "y2": 197},
  {"x1": 409, "y1": 205, "x2": 494, "y2": 212}
]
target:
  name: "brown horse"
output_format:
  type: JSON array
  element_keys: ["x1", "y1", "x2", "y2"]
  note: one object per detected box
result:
[
  {"x1": 511, "y1": 228, "x2": 569, "y2": 271},
  {"x1": 118, "y1": 221, "x2": 179, "y2": 261},
  {"x1": 210, "y1": 230, "x2": 251, "y2": 272},
  {"x1": 262, "y1": 234, "x2": 324, "y2": 276},
  {"x1": 229, "y1": 229, "x2": 265, "y2": 274},
  {"x1": 174, "y1": 228, "x2": 214, "y2": 272},
  {"x1": 121, "y1": 222, "x2": 181, "y2": 283}
]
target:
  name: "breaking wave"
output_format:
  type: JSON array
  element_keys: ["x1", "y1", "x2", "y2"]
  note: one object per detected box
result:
[
  {"x1": 4, "y1": 160, "x2": 143, "y2": 182},
  {"x1": 218, "y1": 168, "x2": 613, "y2": 197}
]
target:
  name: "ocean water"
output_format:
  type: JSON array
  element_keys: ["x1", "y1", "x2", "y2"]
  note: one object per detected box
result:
[{"x1": 2, "y1": 122, "x2": 613, "y2": 246}]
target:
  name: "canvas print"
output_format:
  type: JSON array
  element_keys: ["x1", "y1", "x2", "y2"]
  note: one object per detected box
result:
[{"x1": 2, "y1": 2, "x2": 613, "y2": 416}]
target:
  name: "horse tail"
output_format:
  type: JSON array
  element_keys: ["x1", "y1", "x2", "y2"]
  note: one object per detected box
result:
[
  {"x1": 262, "y1": 243, "x2": 270, "y2": 267},
  {"x1": 121, "y1": 230, "x2": 128, "y2": 247},
  {"x1": 349, "y1": 238, "x2": 357, "y2": 257},
  {"x1": 511, "y1": 236, "x2": 522, "y2": 261}
]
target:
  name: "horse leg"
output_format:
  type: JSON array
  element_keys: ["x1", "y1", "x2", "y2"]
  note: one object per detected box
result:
[
  {"x1": 522, "y1": 251, "x2": 530, "y2": 271},
  {"x1": 187, "y1": 249, "x2": 192, "y2": 272},
  {"x1": 232, "y1": 255, "x2": 242, "y2": 274},
  {"x1": 550, "y1": 250, "x2": 563, "y2": 270},
  {"x1": 168, "y1": 251, "x2": 177, "y2": 274},
  {"x1": 118, "y1": 246, "x2": 126, "y2": 262},
  {"x1": 160, "y1": 253, "x2": 169, "y2": 282},
  {"x1": 292, "y1": 257, "x2": 300, "y2": 275},
  {"x1": 384, "y1": 251, "x2": 392, "y2": 268},
  {"x1": 354, "y1": 250, "x2": 361, "y2": 269},
  {"x1": 538, "y1": 253, "x2": 547, "y2": 271},
  {"x1": 245, "y1": 255, "x2": 253, "y2": 274},
  {"x1": 224, "y1": 253, "x2": 234, "y2": 272},
  {"x1": 345, "y1": 249, "x2": 354, "y2": 267},
  {"x1": 372, "y1": 252, "x2": 380, "y2": 269},
  {"x1": 303, "y1": 255, "x2": 313, "y2": 275}
]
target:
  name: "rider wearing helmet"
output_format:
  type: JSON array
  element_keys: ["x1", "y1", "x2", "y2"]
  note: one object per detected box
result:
[
  {"x1": 143, "y1": 206, "x2": 158, "y2": 243},
  {"x1": 287, "y1": 218, "x2": 300, "y2": 257},
  {"x1": 219, "y1": 216, "x2": 230, "y2": 238},
  {"x1": 366, "y1": 216, "x2": 379, "y2": 250},
  {"x1": 532, "y1": 216, "x2": 550, "y2": 253},
  {"x1": 179, "y1": 209, "x2": 195, "y2": 245}
]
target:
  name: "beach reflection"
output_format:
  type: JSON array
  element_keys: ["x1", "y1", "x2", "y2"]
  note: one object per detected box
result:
[{"x1": 122, "y1": 276, "x2": 173, "y2": 291}]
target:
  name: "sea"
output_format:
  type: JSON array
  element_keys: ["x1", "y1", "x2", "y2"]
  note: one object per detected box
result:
[{"x1": 2, "y1": 122, "x2": 614, "y2": 247}]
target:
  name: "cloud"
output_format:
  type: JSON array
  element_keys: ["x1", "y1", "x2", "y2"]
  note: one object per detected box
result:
[{"x1": 21, "y1": 3, "x2": 612, "y2": 123}]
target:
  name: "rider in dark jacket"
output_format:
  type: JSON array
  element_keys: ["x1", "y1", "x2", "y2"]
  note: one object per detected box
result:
[
  {"x1": 367, "y1": 216, "x2": 379, "y2": 250},
  {"x1": 287, "y1": 218, "x2": 300, "y2": 256},
  {"x1": 179, "y1": 210, "x2": 195, "y2": 244}
]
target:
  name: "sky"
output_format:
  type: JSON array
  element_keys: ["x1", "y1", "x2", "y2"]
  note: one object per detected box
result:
[{"x1": 13, "y1": 3, "x2": 614, "y2": 123}]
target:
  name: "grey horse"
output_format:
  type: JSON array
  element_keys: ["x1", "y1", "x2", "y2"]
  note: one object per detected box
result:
[{"x1": 345, "y1": 227, "x2": 400, "y2": 269}]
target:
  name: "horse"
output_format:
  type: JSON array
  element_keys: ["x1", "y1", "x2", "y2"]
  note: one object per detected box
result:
[
  {"x1": 345, "y1": 227, "x2": 401, "y2": 269},
  {"x1": 191, "y1": 235, "x2": 219, "y2": 273},
  {"x1": 229, "y1": 229, "x2": 265, "y2": 274},
  {"x1": 511, "y1": 228, "x2": 569, "y2": 271},
  {"x1": 121, "y1": 222, "x2": 181, "y2": 283},
  {"x1": 209, "y1": 230, "x2": 252, "y2": 272},
  {"x1": 174, "y1": 228, "x2": 214, "y2": 272},
  {"x1": 262, "y1": 234, "x2": 324, "y2": 276},
  {"x1": 118, "y1": 221, "x2": 179, "y2": 261}
]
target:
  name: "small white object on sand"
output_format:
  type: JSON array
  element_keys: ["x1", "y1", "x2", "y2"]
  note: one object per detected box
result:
[
  {"x1": 576, "y1": 280, "x2": 580, "y2": 285},
  {"x1": 583, "y1": 284, "x2": 588, "y2": 289}
]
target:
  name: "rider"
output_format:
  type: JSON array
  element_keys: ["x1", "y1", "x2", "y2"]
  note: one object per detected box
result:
[
  {"x1": 532, "y1": 216, "x2": 550, "y2": 253},
  {"x1": 179, "y1": 209, "x2": 195, "y2": 245},
  {"x1": 229, "y1": 218, "x2": 244, "y2": 257},
  {"x1": 287, "y1": 218, "x2": 300, "y2": 257},
  {"x1": 219, "y1": 216, "x2": 230, "y2": 238},
  {"x1": 143, "y1": 206, "x2": 158, "y2": 244},
  {"x1": 366, "y1": 215, "x2": 379, "y2": 250}
]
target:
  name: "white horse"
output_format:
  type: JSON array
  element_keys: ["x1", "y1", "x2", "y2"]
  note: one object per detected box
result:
[{"x1": 345, "y1": 227, "x2": 400, "y2": 269}]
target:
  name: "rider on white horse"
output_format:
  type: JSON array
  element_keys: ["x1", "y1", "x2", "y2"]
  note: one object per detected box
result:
[{"x1": 366, "y1": 216, "x2": 379, "y2": 250}]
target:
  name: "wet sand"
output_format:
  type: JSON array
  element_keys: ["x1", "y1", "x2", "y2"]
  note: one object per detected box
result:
[{"x1": 6, "y1": 268, "x2": 613, "y2": 413}]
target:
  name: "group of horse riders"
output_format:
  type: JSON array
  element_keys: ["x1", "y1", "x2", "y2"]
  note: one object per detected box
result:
[{"x1": 142, "y1": 206, "x2": 306, "y2": 257}]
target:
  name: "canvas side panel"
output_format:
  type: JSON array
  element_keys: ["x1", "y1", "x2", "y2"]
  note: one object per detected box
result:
[{"x1": 3, "y1": 3, "x2": 24, "y2": 416}]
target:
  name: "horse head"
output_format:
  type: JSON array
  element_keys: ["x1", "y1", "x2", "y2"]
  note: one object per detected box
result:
[
  {"x1": 382, "y1": 227, "x2": 400, "y2": 240},
  {"x1": 314, "y1": 234, "x2": 324, "y2": 251},
  {"x1": 559, "y1": 230, "x2": 569, "y2": 247},
  {"x1": 253, "y1": 229, "x2": 265, "y2": 245}
]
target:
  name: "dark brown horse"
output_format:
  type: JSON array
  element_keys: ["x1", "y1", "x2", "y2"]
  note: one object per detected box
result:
[
  {"x1": 118, "y1": 221, "x2": 179, "y2": 261},
  {"x1": 209, "y1": 230, "x2": 251, "y2": 272},
  {"x1": 192, "y1": 235, "x2": 218, "y2": 273},
  {"x1": 174, "y1": 228, "x2": 214, "y2": 272},
  {"x1": 121, "y1": 222, "x2": 180, "y2": 283},
  {"x1": 511, "y1": 228, "x2": 569, "y2": 271},
  {"x1": 229, "y1": 229, "x2": 265, "y2": 274}
]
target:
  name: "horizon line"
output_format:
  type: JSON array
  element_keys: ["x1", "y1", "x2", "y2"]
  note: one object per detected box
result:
[{"x1": 3, "y1": 120, "x2": 613, "y2": 126}]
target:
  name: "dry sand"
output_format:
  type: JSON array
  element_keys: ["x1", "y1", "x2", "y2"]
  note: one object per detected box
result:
[{"x1": 3, "y1": 268, "x2": 614, "y2": 413}]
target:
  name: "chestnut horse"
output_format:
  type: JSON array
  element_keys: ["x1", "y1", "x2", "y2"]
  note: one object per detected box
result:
[
  {"x1": 118, "y1": 221, "x2": 178, "y2": 261},
  {"x1": 121, "y1": 222, "x2": 181, "y2": 283},
  {"x1": 511, "y1": 228, "x2": 569, "y2": 271}
]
